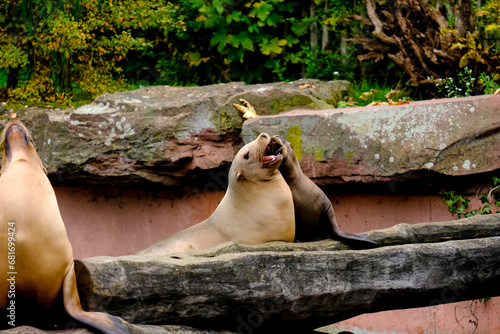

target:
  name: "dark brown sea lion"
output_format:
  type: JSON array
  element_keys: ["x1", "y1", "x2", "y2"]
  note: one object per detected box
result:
[
  {"x1": 272, "y1": 135, "x2": 377, "y2": 248},
  {"x1": 138, "y1": 133, "x2": 295, "y2": 255},
  {"x1": 0, "y1": 121, "x2": 128, "y2": 333}
]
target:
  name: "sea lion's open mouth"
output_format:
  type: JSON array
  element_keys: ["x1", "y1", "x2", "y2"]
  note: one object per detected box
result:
[{"x1": 263, "y1": 138, "x2": 284, "y2": 167}]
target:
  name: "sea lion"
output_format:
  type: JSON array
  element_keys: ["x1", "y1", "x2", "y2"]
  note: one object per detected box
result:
[
  {"x1": 272, "y1": 135, "x2": 377, "y2": 248},
  {"x1": 138, "y1": 133, "x2": 294, "y2": 255},
  {"x1": 0, "y1": 121, "x2": 128, "y2": 333}
]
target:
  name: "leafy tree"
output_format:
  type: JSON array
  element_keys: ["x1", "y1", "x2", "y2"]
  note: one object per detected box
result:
[
  {"x1": 349, "y1": 0, "x2": 500, "y2": 95},
  {"x1": 155, "y1": 0, "x2": 371, "y2": 85},
  {"x1": 0, "y1": 0, "x2": 408, "y2": 103},
  {"x1": 0, "y1": 0, "x2": 183, "y2": 102}
]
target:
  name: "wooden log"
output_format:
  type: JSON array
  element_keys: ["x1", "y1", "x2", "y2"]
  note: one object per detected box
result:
[{"x1": 75, "y1": 214, "x2": 500, "y2": 332}]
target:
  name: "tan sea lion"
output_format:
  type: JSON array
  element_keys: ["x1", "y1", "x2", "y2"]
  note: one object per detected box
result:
[
  {"x1": 138, "y1": 133, "x2": 295, "y2": 255},
  {"x1": 0, "y1": 121, "x2": 128, "y2": 333},
  {"x1": 272, "y1": 135, "x2": 377, "y2": 248}
]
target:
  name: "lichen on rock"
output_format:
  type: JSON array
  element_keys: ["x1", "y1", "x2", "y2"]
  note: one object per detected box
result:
[
  {"x1": 242, "y1": 95, "x2": 500, "y2": 185},
  {"x1": 0, "y1": 79, "x2": 349, "y2": 187}
]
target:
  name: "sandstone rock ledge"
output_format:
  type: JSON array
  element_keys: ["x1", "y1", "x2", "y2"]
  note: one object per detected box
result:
[
  {"x1": 242, "y1": 94, "x2": 500, "y2": 187},
  {"x1": 70, "y1": 214, "x2": 500, "y2": 333},
  {"x1": 1, "y1": 79, "x2": 348, "y2": 187},
  {"x1": 4, "y1": 83, "x2": 499, "y2": 190}
]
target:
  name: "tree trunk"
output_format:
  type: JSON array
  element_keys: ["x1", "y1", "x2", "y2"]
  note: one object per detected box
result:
[
  {"x1": 349, "y1": 0, "x2": 494, "y2": 86},
  {"x1": 76, "y1": 214, "x2": 500, "y2": 333},
  {"x1": 310, "y1": 0, "x2": 318, "y2": 56},
  {"x1": 7, "y1": 67, "x2": 19, "y2": 90},
  {"x1": 322, "y1": 1, "x2": 330, "y2": 51},
  {"x1": 341, "y1": 30, "x2": 348, "y2": 65},
  {"x1": 452, "y1": 0, "x2": 474, "y2": 37}
]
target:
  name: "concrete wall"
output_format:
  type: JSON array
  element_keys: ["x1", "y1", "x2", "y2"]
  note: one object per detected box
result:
[
  {"x1": 54, "y1": 185, "x2": 499, "y2": 334},
  {"x1": 329, "y1": 298, "x2": 500, "y2": 334},
  {"x1": 55, "y1": 186, "x2": 456, "y2": 259}
]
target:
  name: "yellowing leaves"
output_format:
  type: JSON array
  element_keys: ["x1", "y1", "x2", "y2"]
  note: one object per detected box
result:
[
  {"x1": 384, "y1": 89, "x2": 399, "y2": 100},
  {"x1": 196, "y1": 15, "x2": 207, "y2": 22},
  {"x1": 367, "y1": 99, "x2": 411, "y2": 106},
  {"x1": 389, "y1": 99, "x2": 411, "y2": 106},
  {"x1": 359, "y1": 89, "x2": 377, "y2": 101},
  {"x1": 185, "y1": 52, "x2": 210, "y2": 66},
  {"x1": 341, "y1": 89, "x2": 411, "y2": 107},
  {"x1": 233, "y1": 99, "x2": 258, "y2": 119},
  {"x1": 249, "y1": 2, "x2": 274, "y2": 21},
  {"x1": 299, "y1": 84, "x2": 316, "y2": 90},
  {"x1": 485, "y1": 23, "x2": 500, "y2": 34},
  {"x1": 476, "y1": 10, "x2": 491, "y2": 17},
  {"x1": 259, "y1": 37, "x2": 287, "y2": 55}
]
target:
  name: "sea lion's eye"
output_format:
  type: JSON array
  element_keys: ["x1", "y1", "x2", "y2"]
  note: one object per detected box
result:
[{"x1": 243, "y1": 152, "x2": 249, "y2": 160}]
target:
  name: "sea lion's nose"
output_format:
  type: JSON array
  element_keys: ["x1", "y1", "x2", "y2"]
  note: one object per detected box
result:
[{"x1": 259, "y1": 133, "x2": 269, "y2": 139}]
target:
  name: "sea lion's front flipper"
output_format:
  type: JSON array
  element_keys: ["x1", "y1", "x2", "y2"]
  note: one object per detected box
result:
[
  {"x1": 62, "y1": 262, "x2": 129, "y2": 334},
  {"x1": 327, "y1": 206, "x2": 378, "y2": 249}
]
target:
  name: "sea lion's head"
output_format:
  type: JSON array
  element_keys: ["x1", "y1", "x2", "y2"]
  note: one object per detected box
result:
[
  {"x1": 271, "y1": 135, "x2": 300, "y2": 180},
  {"x1": 232, "y1": 133, "x2": 284, "y2": 181},
  {"x1": 0, "y1": 121, "x2": 46, "y2": 174}
]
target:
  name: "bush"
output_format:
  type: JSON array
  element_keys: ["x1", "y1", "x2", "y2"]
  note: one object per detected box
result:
[
  {"x1": 0, "y1": 0, "x2": 183, "y2": 103},
  {"x1": 0, "y1": 0, "x2": 413, "y2": 103},
  {"x1": 156, "y1": 0, "x2": 371, "y2": 85}
]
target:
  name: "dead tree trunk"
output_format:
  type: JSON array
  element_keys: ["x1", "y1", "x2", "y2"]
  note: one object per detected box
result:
[
  {"x1": 75, "y1": 214, "x2": 500, "y2": 333},
  {"x1": 349, "y1": 0, "x2": 498, "y2": 86}
]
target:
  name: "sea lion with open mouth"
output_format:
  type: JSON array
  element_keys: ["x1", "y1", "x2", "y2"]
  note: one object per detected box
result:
[
  {"x1": 0, "y1": 121, "x2": 129, "y2": 333},
  {"x1": 272, "y1": 135, "x2": 377, "y2": 248},
  {"x1": 138, "y1": 133, "x2": 295, "y2": 255}
]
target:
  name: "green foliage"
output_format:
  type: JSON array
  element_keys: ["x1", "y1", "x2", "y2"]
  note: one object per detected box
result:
[
  {"x1": 434, "y1": 66, "x2": 476, "y2": 98},
  {"x1": 0, "y1": 0, "x2": 416, "y2": 104},
  {"x1": 429, "y1": 0, "x2": 500, "y2": 97},
  {"x1": 433, "y1": 66, "x2": 500, "y2": 97},
  {"x1": 442, "y1": 191, "x2": 493, "y2": 218},
  {"x1": 0, "y1": 0, "x2": 184, "y2": 104},
  {"x1": 442, "y1": 190, "x2": 471, "y2": 218},
  {"x1": 479, "y1": 71, "x2": 500, "y2": 94},
  {"x1": 353, "y1": 81, "x2": 389, "y2": 105},
  {"x1": 442, "y1": 177, "x2": 500, "y2": 219},
  {"x1": 155, "y1": 0, "x2": 370, "y2": 85},
  {"x1": 301, "y1": 46, "x2": 356, "y2": 82},
  {"x1": 477, "y1": 0, "x2": 500, "y2": 55},
  {"x1": 442, "y1": 176, "x2": 500, "y2": 306},
  {"x1": 351, "y1": 80, "x2": 410, "y2": 106}
]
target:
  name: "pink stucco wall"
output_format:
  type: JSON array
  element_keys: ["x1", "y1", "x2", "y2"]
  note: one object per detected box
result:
[
  {"x1": 329, "y1": 298, "x2": 500, "y2": 334},
  {"x1": 55, "y1": 187, "x2": 224, "y2": 259},
  {"x1": 54, "y1": 186, "x2": 456, "y2": 259},
  {"x1": 53, "y1": 186, "x2": 499, "y2": 334}
]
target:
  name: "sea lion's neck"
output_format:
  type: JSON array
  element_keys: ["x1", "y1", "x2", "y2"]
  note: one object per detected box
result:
[
  {"x1": 2, "y1": 147, "x2": 45, "y2": 175},
  {"x1": 280, "y1": 156, "x2": 302, "y2": 183}
]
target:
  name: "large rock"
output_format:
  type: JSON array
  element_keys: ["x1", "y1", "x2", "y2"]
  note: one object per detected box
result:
[
  {"x1": 75, "y1": 214, "x2": 500, "y2": 333},
  {"x1": 2, "y1": 79, "x2": 348, "y2": 187},
  {"x1": 242, "y1": 95, "x2": 500, "y2": 185},
  {"x1": 3, "y1": 85, "x2": 498, "y2": 189}
]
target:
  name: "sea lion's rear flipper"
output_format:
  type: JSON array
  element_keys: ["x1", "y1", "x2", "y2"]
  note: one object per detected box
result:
[
  {"x1": 327, "y1": 206, "x2": 378, "y2": 249},
  {"x1": 62, "y1": 262, "x2": 129, "y2": 334}
]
